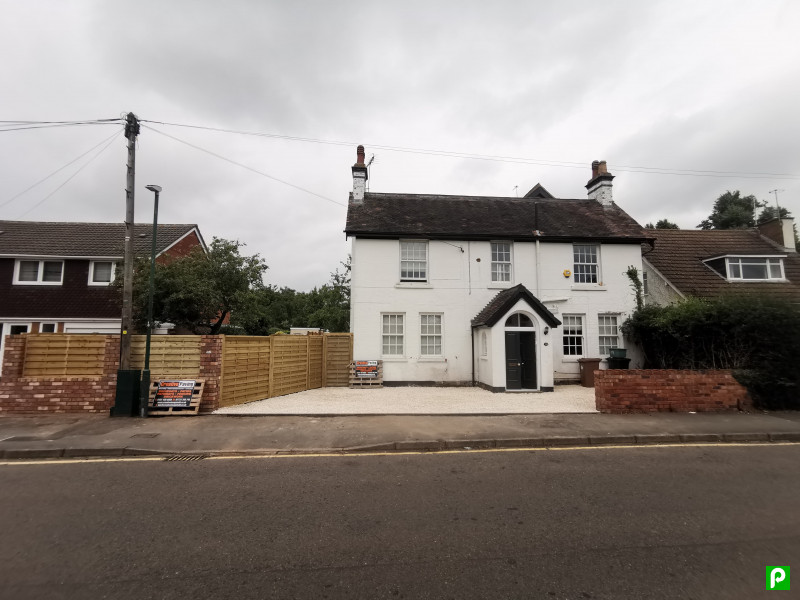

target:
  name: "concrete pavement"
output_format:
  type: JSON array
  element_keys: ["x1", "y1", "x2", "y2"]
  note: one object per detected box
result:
[{"x1": 2, "y1": 410, "x2": 800, "y2": 459}]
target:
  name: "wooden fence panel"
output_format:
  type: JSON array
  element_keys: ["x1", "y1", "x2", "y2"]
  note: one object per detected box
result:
[
  {"x1": 131, "y1": 336, "x2": 201, "y2": 379},
  {"x1": 219, "y1": 336, "x2": 271, "y2": 408},
  {"x1": 308, "y1": 336, "x2": 323, "y2": 389},
  {"x1": 271, "y1": 336, "x2": 309, "y2": 398},
  {"x1": 325, "y1": 334, "x2": 353, "y2": 387},
  {"x1": 22, "y1": 334, "x2": 106, "y2": 377}
]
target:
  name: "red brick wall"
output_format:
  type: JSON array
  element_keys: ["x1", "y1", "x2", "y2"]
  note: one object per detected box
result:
[
  {"x1": 595, "y1": 369, "x2": 751, "y2": 413},
  {"x1": 0, "y1": 334, "x2": 223, "y2": 415},
  {"x1": 0, "y1": 335, "x2": 119, "y2": 414},
  {"x1": 157, "y1": 230, "x2": 203, "y2": 264}
]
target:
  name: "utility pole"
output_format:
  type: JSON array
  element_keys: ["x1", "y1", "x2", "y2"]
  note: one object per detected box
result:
[
  {"x1": 112, "y1": 112, "x2": 140, "y2": 416},
  {"x1": 120, "y1": 112, "x2": 139, "y2": 369}
]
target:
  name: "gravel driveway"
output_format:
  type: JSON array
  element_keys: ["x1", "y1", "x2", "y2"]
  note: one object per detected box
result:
[{"x1": 214, "y1": 384, "x2": 597, "y2": 415}]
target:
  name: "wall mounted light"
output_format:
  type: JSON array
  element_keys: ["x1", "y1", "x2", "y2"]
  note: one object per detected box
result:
[{"x1": 544, "y1": 326, "x2": 550, "y2": 335}]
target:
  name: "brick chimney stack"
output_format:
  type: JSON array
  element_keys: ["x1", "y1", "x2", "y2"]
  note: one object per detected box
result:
[
  {"x1": 351, "y1": 144, "x2": 368, "y2": 204},
  {"x1": 586, "y1": 159, "x2": 614, "y2": 207}
]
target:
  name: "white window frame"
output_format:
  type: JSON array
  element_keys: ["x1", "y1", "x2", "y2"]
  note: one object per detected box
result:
[
  {"x1": 13, "y1": 259, "x2": 64, "y2": 285},
  {"x1": 725, "y1": 257, "x2": 785, "y2": 281},
  {"x1": 88, "y1": 261, "x2": 116, "y2": 286},
  {"x1": 573, "y1": 244, "x2": 599, "y2": 284},
  {"x1": 381, "y1": 313, "x2": 405, "y2": 357},
  {"x1": 419, "y1": 313, "x2": 443, "y2": 357},
  {"x1": 598, "y1": 315, "x2": 620, "y2": 355},
  {"x1": 39, "y1": 323, "x2": 58, "y2": 333},
  {"x1": 400, "y1": 241, "x2": 428, "y2": 282},
  {"x1": 562, "y1": 314, "x2": 584, "y2": 358},
  {"x1": 490, "y1": 241, "x2": 513, "y2": 284}
]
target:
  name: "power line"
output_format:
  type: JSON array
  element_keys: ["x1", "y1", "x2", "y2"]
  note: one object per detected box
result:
[
  {"x1": 141, "y1": 118, "x2": 800, "y2": 180},
  {"x1": 0, "y1": 128, "x2": 124, "y2": 210},
  {"x1": 15, "y1": 130, "x2": 122, "y2": 219},
  {"x1": 0, "y1": 120, "x2": 122, "y2": 133},
  {"x1": 141, "y1": 124, "x2": 346, "y2": 207}
]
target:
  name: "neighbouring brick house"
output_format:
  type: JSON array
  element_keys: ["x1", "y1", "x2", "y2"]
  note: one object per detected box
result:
[
  {"x1": 642, "y1": 219, "x2": 800, "y2": 305},
  {"x1": 0, "y1": 220, "x2": 206, "y2": 373}
]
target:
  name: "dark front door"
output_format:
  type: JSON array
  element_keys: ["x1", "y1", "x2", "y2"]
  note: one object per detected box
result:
[
  {"x1": 520, "y1": 332, "x2": 537, "y2": 389},
  {"x1": 505, "y1": 332, "x2": 522, "y2": 390},
  {"x1": 506, "y1": 331, "x2": 537, "y2": 390}
]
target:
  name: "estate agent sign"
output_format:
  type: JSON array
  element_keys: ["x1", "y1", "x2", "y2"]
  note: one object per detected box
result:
[
  {"x1": 354, "y1": 360, "x2": 379, "y2": 378},
  {"x1": 154, "y1": 380, "x2": 197, "y2": 408}
]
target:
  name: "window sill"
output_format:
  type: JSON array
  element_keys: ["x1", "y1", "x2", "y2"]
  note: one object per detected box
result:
[
  {"x1": 12, "y1": 281, "x2": 63, "y2": 286},
  {"x1": 417, "y1": 357, "x2": 445, "y2": 362},
  {"x1": 381, "y1": 357, "x2": 408, "y2": 362},
  {"x1": 488, "y1": 284, "x2": 513, "y2": 290},
  {"x1": 395, "y1": 282, "x2": 432, "y2": 289},
  {"x1": 726, "y1": 279, "x2": 787, "y2": 283},
  {"x1": 571, "y1": 285, "x2": 606, "y2": 291}
]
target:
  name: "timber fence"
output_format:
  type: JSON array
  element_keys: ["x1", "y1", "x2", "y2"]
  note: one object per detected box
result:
[{"x1": 0, "y1": 332, "x2": 353, "y2": 414}]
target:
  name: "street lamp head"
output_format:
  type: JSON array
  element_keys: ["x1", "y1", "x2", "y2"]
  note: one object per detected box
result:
[{"x1": 145, "y1": 184, "x2": 162, "y2": 193}]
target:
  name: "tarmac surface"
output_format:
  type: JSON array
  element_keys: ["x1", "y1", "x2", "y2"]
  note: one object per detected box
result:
[{"x1": 2, "y1": 404, "x2": 800, "y2": 459}]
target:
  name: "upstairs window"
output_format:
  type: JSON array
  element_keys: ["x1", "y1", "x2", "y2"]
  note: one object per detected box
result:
[
  {"x1": 89, "y1": 261, "x2": 116, "y2": 285},
  {"x1": 14, "y1": 260, "x2": 64, "y2": 285},
  {"x1": 491, "y1": 242, "x2": 512, "y2": 283},
  {"x1": 573, "y1": 245, "x2": 598, "y2": 284},
  {"x1": 400, "y1": 241, "x2": 428, "y2": 282},
  {"x1": 726, "y1": 257, "x2": 784, "y2": 281}
]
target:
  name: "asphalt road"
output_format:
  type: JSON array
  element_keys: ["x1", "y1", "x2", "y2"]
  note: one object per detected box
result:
[{"x1": 1, "y1": 445, "x2": 798, "y2": 599}]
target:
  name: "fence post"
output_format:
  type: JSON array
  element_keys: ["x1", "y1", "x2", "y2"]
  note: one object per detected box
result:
[
  {"x1": 306, "y1": 335, "x2": 311, "y2": 390},
  {"x1": 322, "y1": 334, "x2": 328, "y2": 387},
  {"x1": 268, "y1": 335, "x2": 275, "y2": 399}
]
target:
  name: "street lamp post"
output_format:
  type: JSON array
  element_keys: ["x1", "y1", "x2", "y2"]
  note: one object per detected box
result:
[{"x1": 139, "y1": 184, "x2": 162, "y2": 418}]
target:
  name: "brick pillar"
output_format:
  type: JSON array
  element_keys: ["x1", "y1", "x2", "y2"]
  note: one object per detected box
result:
[
  {"x1": 1, "y1": 335, "x2": 27, "y2": 379},
  {"x1": 199, "y1": 335, "x2": 223, "y2": 413}
]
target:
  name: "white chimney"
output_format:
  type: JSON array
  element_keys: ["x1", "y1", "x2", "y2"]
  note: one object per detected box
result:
[
  {"x1": 586, "y1": 160, "x2": 614, "y2": 207},
  {"x1": 351, "y1": 144, "x2": 368, "y2": 204}
]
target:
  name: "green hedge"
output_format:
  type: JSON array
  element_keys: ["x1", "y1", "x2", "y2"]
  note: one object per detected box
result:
[{"x1": 622, "y1": 295, "x2": 800, "y2": 409}]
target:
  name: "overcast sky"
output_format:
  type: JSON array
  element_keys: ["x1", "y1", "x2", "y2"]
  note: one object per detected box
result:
[{"x1": 2, "y1": 1, "x2": 798, "y2": 291}]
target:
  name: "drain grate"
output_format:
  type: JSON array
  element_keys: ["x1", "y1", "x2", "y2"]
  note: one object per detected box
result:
[{"x1": 163, "y1": 454, "x2": 206, "y2": 461}]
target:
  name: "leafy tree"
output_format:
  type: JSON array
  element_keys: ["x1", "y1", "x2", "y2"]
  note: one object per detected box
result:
[
  {"x1": 757, "y1": 205, "x2": 791, "y2": 224},
  {"x1": 127, "y1": 237, "x2": 268, "y2": 334},
  {"x1": 645, "y1": 219, "x2": 679, "y2": 229},
  {"x1": 305, "y1": 258, "x2": 351, "y2": 332},
  {"x1": 230, "y1": 257, "x2": 351, "y2": 335},
  {"x1": 698, "y1": 190, "x2": 762, "y2": 230}
]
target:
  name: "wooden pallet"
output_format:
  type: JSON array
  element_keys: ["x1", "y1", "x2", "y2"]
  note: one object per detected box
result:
[
  {"x1": 148, "y1": 379, "x2": 205, "y2": 416},
  {"x1": 349, "y1": 361, "x2": 383, "y2": 389}
]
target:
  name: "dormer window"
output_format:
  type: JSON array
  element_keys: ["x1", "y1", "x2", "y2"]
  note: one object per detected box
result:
[{"x1": 704, "y1": 255, "x2": 785, "y2": 281}]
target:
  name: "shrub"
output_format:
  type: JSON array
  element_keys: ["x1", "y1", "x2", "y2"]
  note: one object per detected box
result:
[{"x1": 622, "y1": 295, "x2": 800, "y2": 409}]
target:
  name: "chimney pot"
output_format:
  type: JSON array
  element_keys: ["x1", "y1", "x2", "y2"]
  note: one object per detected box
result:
[
  {"x1": 591, "y1": 160, "x2": 600, "y2": 179},
  {"x1": 598, "y1": 160, "x2": 607, "y2": 175},
  {"x1": 356, "y1": 145, "x2": 365, "y2": 166}
]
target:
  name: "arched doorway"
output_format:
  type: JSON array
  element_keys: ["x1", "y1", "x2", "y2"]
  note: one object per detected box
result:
[{"x1": 504, "y1": 313, "x2": 537, "y2": 390}]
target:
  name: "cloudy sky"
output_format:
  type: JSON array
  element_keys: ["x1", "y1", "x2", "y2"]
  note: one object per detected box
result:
[{"x1": 2, "y1": 1, "x2": 798, "y2": 291}]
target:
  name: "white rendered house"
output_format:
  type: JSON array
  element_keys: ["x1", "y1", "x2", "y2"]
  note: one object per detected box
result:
[{"x1": 345, "y1": 147, "x2": 648, "y2": 391}]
